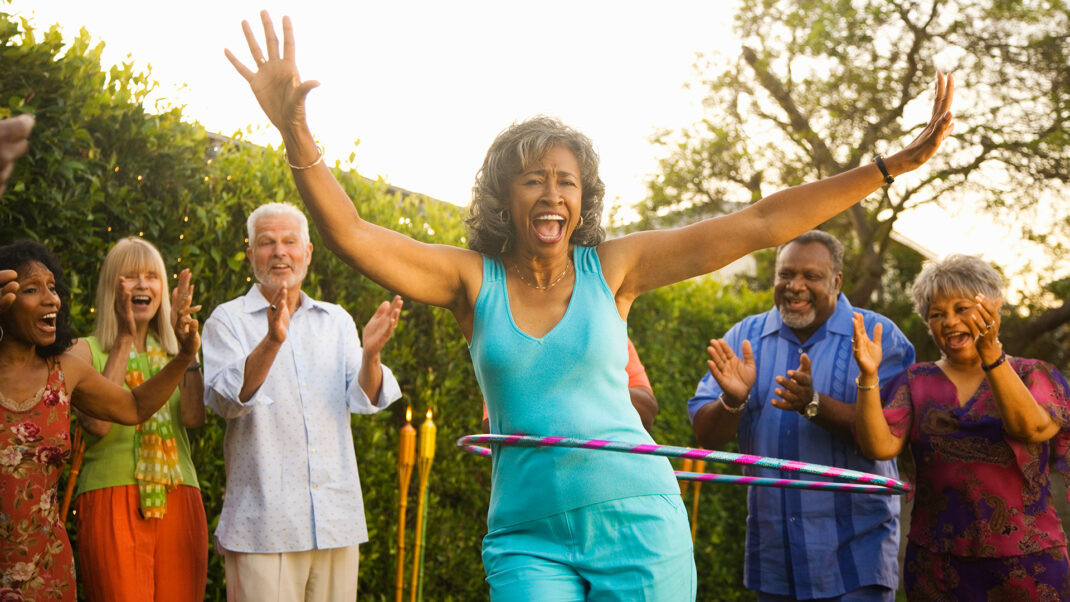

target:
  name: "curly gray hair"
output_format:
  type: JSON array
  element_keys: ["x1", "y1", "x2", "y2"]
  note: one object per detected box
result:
[
  {"x1": 465, "y1": 116, "x2": 606, "y2": 255},
  {"x1": 912, "y1": 254, "x2": 1004, "y2": 318}
]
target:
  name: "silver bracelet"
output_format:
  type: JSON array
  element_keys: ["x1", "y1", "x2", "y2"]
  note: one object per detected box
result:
[
  {"x1": 719, "y1": 392, "x2": 749, "y2": 414},
  {"x1": 287, "y1": 144, "x2": 325, "y2": 170}
]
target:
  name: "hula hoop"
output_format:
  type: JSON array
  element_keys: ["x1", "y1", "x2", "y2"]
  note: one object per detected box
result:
[{"x1": 457, "y1": 435, "x2": 909, "y2": 496}]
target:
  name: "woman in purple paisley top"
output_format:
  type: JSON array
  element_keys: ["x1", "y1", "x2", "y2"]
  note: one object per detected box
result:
[
  {"x1": 851, "y1": 254, "x2": 1070, "y2": 600},
  {"x1": 0, "y1": 241, "x2": 200, "y2": 602}
]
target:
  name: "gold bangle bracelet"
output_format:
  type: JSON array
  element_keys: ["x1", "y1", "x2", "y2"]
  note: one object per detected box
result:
[
  {"x1": 855, "y1": 374, "x2": 878, "y2": 391},
  {"x1": 287, "y1": 144, "x2": 324, "y2": 170}
]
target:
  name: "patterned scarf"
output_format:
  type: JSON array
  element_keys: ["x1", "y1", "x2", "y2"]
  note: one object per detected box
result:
[{"x1": 124, "y1": 334, "x2": 183, "y2": 519}]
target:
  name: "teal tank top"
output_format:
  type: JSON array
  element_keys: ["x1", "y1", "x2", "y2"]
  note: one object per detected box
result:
[{"x1": 470, "y1": 245, "x2": 679, "y2": 530}]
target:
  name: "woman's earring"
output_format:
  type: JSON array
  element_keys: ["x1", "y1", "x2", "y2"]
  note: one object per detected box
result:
[
  {"x1": 0, "y1": 323, "x2": 4, "y2": 343},
  {"x1": 577, "y1": 216, "x2": 585, "y2": 229}
]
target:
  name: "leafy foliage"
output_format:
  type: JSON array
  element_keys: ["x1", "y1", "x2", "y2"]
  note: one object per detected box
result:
[
  {"x1": 637, "y1": 0, "x2": 1069, "y2": 369},
  {"x1": 1, "y1": 9, "x2": 774, "y2": 599}
]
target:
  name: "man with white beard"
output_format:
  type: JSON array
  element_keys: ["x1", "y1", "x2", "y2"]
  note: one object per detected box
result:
[
  {"x1": 687, "y1": 230, "x2": 914, "y2": 601},
  {"x1": 202, "y1": 202, "x2": 404, "y2": 601}
]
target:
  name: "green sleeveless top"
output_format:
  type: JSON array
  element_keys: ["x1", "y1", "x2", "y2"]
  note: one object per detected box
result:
[{"x1": 74, "y1": 335, "x2": 200, "y2": 496}]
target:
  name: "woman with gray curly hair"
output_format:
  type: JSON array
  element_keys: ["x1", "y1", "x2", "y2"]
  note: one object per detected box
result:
[
  {"x1": 227, "y1": 11, "x2": 955, "y2": 600},
  {"x1": 851, "y1": 254, "x2": 1070, "y2": 599}
]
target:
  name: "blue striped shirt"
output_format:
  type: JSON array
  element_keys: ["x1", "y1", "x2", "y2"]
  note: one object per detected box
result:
[{"x1": 688, "y1": 294, "x2": 913, "y2": 598}]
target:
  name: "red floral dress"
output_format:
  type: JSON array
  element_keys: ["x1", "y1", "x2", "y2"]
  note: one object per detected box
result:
[{"x1": 0, "y1": 360, "x2": 75, "y2": 602}]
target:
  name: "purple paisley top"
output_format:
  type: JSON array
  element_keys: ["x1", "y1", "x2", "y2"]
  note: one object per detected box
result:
[{"x1": 883, "y1": 357, "x2": 1070, "y2": 557}]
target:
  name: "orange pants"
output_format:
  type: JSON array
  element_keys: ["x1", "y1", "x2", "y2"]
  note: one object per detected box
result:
[{"x1": 75, "y1": 484, "x2": 208, "y2": 602}]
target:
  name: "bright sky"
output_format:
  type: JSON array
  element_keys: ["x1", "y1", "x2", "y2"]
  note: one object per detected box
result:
[
  {"x1": 9, "y1": 0, "x2": 1064, "y2": 296},
  {"x1": 10, "y1": 0, "x2": 730, "y2": 212}
]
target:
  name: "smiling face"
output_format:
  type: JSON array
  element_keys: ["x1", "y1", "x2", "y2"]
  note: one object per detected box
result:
[
  {"x1": 507, "y1": 144, "x2": 583, "y2": 256},
  {"x1": 247, "y1": 213, "x2": 313, "y2": 291},
  {"x1": 774, "y1": 241, "x2": 842, "y2": 339},
  {"x1": 5, "y1": 261, "x2": 61, "y2": 348},
  {"x1": 926, "y1": 291, "x2": 985, "y2": 362},
  {"x1": 121, "y1": 269, "x2": 163, "y2": 326}
]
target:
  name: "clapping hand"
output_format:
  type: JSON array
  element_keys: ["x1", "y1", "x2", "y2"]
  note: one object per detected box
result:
[
  {"x1": 266, "y1": 285, "x2": 292, "y2": 344},
  {"x1": 706, "y1": 339, "x2": 755, "y2": 406},
  {"x1": 114, "y1": 276, "x2": 137, "y2": 338},
  {"x1": 170, "y1": 268, "x2": 202, "y2": 332},
  {"x1": 362, "y1": 296, "x2": 404, "y2": 356},
  {"x1": 0, "y1": 269, "x2": 17, "y2": 313},
  {"x1": 851, "y1": 312, "x2": 883, "y2": 377},
  {"x1": 772, "y1": 353, "x2": 814, "y2": 413}
]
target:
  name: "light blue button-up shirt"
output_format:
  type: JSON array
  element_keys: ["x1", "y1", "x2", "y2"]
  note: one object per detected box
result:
[
  {"x1": 688, "y1": 294, "x2": 913, "y2": 599},
  {"x1": 203, "y1": 285, "x2": 402, "y2": 553}
]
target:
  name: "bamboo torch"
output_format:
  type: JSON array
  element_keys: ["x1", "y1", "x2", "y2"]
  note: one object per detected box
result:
[
  {"x1": 410, "y1": 409, "x2": 436, "y2": 602},
  {"x1": 59, "y1": 424, "x2": 86, "y2": 519},
  {"x1": 395, "y1": 407, "x2": 416, "y2": 602},
  {"x1": 689, "y1": 459, "x2": 706, "y2": 542}
]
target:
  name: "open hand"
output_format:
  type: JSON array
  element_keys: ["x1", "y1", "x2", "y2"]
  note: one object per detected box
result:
[
  {"x1": 362, "y1": 295, "x2": 403, "y2": 356},
  {"x1": 170, "y1": 268, "x2": 202, "y2": 332},
  {"x1": 706, "y1": 339, "x2": 755, "y2": 404},
  {"x1": 851, "y1": 312, "x2": 883, "y2": 379},
  {"x1": 888, "y1": 72, "x2": 955, "y2": 174},
  {"x1": 225, "y1": 11, "x2": 320, "y2": 137}
]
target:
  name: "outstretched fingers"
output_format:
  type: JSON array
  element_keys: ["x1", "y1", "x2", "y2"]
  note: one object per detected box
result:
[{"x1": 260, "y1": 11, "x2": 280, "y2": 61}]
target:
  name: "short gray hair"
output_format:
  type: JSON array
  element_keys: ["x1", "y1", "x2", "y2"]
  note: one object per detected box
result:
[
  {"x1": 247, "y1": 202, "x2": 310, "y2": 245},
  {"x1": 465, "y1": 116, "x2": 606, "y2": 255},
  {"x1": 912, "y1": 254, "x2": 1004, "y2": 318},
  {"x1": 776, "y1": 230, "x2": 844, "y2": 274}
]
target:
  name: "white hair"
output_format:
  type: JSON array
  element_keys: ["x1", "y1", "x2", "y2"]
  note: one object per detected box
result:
[{"x1": 246, "y1": 202, "x2": 310, "y2": 245}]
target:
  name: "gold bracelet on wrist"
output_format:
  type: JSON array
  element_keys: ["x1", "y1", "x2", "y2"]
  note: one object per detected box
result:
[
  {"x1": 855, "y1": 374, "x2": 879, "y2": 391},
  {"x1": 286, "y1": 144, "x2": 325, "y2": 170}
]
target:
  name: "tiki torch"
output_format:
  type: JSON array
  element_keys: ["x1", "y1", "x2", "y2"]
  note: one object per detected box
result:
[
  {"x1": 410, "y1": 409, "x2": 436, "y2": 602},
  {"x1": 395, "y1": 407, "x2": 416, "y2": 602}
]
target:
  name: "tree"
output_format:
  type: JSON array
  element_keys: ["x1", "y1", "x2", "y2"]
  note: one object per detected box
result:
[{"x1": 637, "y1": 0, "x2": 1070, "y2": 365}]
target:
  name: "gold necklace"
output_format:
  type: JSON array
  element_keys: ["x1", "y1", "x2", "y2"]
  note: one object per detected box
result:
[{"x1": 512, "y1": 260, "x2": 572, "y2": 291}]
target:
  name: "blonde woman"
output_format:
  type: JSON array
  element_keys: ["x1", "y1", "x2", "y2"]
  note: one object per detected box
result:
[{"x1": 70, "y1": 237, "x2": 208, "y2": 602}]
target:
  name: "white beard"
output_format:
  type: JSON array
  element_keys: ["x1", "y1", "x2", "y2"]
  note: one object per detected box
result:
[{"x1": 778, "y1": 305, "x2": 816, "y2": 330}]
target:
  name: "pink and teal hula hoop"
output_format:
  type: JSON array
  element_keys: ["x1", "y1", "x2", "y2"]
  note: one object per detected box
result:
[{"x1": 458, "y1": 434, "x2": 909, "y2": 496}]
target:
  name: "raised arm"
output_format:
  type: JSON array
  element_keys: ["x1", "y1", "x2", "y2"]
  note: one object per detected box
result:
[
  {"x1": 604, "y1": 73, "x2": 955, "y2": 304},
  {"x1": 225, "y1": 12, "x2": 480, "y2": 316}
]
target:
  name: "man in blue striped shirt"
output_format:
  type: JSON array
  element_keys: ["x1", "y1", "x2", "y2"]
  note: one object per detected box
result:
[{"x1": 688, "y1": 230, "x2": 914, "y2": 601}]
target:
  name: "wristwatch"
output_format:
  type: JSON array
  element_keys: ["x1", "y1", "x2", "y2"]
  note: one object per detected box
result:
[{"x1": 803, "y1": 390, "x2": 820, "y2": 419}]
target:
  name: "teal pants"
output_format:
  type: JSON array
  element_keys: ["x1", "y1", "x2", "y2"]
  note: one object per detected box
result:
[{"x1": 482, "y1": 494, "x2": 696, "y2": 601}]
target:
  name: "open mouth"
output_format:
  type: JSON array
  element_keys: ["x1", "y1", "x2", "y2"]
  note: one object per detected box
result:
[
  {"x1": 945, "y1": 332, "x2": 972, "y2": 350},
  {"x1": 132, "y1": 295, "x2": 152, "y2": 307},
  {"x1": 39, "y1": 312, "x2": 57, "y2": 333},
  {"x1": 782, "y1": 295, "x2": 811, "y2": 312},
  {"x1": 532, "y1": 214, "x2": 566, "y2": 243}
]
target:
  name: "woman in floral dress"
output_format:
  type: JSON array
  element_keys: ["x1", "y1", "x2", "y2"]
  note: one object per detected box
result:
[
  {"x1": 0, "y1": 240, "x2": 200, "y2": 601},
  {"x1": 852, "y1": 254, "x2": 1070, "y2": 600}
]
